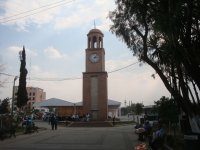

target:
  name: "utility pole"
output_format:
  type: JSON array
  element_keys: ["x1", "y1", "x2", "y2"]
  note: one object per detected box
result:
[
  {"x1": 124, "y1": 99, "x2": 126, "y2": 107},
  {"x1": 12, "y1": 76, "x2": 18, "y2": 115}
]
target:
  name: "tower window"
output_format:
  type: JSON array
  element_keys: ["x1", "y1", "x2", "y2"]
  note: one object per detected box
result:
[
  {"x1": 99, "y1": 37, "x2": 103, "y2": 48},
  {"x1": 93, "y1": 36, "x2": 97, "y2": 48},
  {"x1": 88, "y1": 37, "x2": 91, "y2": 48}
]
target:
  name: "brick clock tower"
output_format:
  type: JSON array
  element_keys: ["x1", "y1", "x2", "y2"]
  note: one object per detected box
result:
[{"x1": 83, "y1": 28, "x2": 108, "y2": 121}]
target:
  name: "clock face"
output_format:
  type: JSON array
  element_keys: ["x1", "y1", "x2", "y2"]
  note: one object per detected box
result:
[{"x1": 89, "y1": 53, "x2": 100, "y2": 63}]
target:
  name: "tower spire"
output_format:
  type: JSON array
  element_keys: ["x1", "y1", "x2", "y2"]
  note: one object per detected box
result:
[{"x1": 94, "y1": 20, "x2": 96, "y2": 29}]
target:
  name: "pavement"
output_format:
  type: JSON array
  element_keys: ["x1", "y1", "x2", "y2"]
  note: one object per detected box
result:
[{"x1": 0, "y1": 120, "x2": 143, "y2": 150}]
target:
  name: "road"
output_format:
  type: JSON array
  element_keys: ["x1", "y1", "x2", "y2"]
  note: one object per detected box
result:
[{"x1": 0, "y1": 121, "x2": 142, "y2": 150}]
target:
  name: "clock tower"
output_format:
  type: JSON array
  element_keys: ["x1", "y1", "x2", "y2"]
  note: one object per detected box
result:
[{"x1": 83, "y1": 28, "x2": 108, "y2": 121}]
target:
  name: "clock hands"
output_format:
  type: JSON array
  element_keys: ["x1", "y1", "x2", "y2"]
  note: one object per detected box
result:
[
  {"x1": 93, "y1": 55, "x2": 97, "y2": 59},
  {"x1": 89, "y1": 53, "x2": 99, "y2": 63}
]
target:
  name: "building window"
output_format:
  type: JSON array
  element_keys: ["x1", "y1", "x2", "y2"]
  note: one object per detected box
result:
[{"x1": 33, "y1": 92, "x2": 35, "y2": 96}]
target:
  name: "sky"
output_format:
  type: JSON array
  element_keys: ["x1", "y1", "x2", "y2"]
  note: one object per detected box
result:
[{"x1": 0, "y1": 0, "x2": 170, "y2": 106}]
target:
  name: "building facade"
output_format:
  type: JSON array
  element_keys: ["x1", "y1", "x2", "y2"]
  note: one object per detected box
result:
[
  {"x1": 33, "y1": 98, "x2": 121, "y2": 119},
  {"x1": 14, "y1": 86, "x2": 46, "y2": 110}
]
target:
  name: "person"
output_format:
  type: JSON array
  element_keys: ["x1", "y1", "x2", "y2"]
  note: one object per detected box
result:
[
  {"x1": 54, "y1": 115, "x2": 58, "y2": 130},
  {"x1": 112, "y1": 116, "x2": 115, "y2": 126},
  {"x1": 50, "y1": 114, "x2": 55, "y2": 130},
  {"x1": 149, "y1": 122, "x2": 165, "y2": 150},
  {"x1": 144, "y1": 121, "x2": 152, "y2": 138},
  {"x1": 135, "y1": 123, "x2": 142, "y2": 130},
  {"x1": 86, "y1": 113, "x2": 90, "y2": 122},
  {"x1": 75, "y1": 114, "x2": 79, "y2": 121},
  {"x1": 143, "y1": 120, "x2": 153, "y2": 144},
  {"x1": 48, "y1": 115, "x2": 51, "y2": 125},
  {"x1": 25, "y1": 116, "x2": 32, "y2": 133},
  {"x1": 22, "y1": 116, "x2": 27, "y2": 128},
  {"x1": 135, "y1": 121, "x2": 152, "y2": 141},
  {"x1": 50, "y1": 114, "x2": 58, "y2": 130},
  {"x1": 135, "y1": 123, "x2": 145, "y2": 141}
]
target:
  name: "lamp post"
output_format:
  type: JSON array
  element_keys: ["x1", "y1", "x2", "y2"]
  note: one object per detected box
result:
[{"x1": 11, "y1": 76, "x2": 18, "y2": 115}]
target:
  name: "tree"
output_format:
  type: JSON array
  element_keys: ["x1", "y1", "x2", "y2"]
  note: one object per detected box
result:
[
  {"x1": 134, "y1": 103, "x2": 144, "y2": 115},
  {"x1": 16, "y1": 46, "x2": 28, "y2": 109},
  {"x1": 109, "y1": 0, "x2": 200, "y2": 133},
  {"x1": 121, "y1": 107, "x2": 129, "y2": 115},
  {"x1": 154, "y1": 96, "x2": 178, "y2": 124},
  {"x1": 121, "y1": 102, "x2": 144, "y2": 115},
  {"x1": 0, "y1": 98, "x2": 10, "y2": 114}
]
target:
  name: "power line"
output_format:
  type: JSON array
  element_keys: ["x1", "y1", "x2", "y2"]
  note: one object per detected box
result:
[
  {"x1": 0, "y1": 61, "x2": 139, "y2": 81},
  {"x1": 0, "y1": 0, "x2": 75, "y2": 23},
  {"x1": 108, "y1": 62, "x2": 139, "y2": 73},
  {"x1": 31, "y1": 77, "x2": 81, "y2": 81},
  {"x1": 0, "y1": 0, "x2": 71, "y2": 21},
  {"x1": 0, "y1": 72, "x2": 16, "y2": 77}
]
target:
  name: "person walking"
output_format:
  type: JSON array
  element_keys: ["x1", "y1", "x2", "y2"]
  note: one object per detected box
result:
[
  {"x1": 112, "y1": 116, "x2": 116, "y2": 126},
  {"x1": 50, "y1": 114, "x2": 55, "y2": 130},
  {"x1": 50, "y1": 114, "x2": 58, "y2": 130},
  {"x1": 54, "y1": 115, "x2": 58, "y2": 130}
]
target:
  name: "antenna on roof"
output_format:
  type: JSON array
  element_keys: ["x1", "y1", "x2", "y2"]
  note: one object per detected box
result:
[{"x1": 94, "y1": 20, "x2": 96, "y2": 29}]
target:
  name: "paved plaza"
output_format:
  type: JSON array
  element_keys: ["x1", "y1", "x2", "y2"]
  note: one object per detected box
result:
[{"x1": 0, "y1": 121, "x2": 141, "y2": 150}]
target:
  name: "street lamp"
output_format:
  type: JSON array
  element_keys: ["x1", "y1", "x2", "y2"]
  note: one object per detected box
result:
[{"x1": 11, "y1": 76, "x2": 18, "y2": 115}]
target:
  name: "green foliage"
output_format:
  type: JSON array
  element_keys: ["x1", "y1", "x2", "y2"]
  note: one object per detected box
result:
[
  {"x1": 121, "y1": 107, "x2": 129, "y2": 115},
  {"x1": 154, "y1": 96, "x2": 179, "y2": 124},
  {"x1": 0, "y1": 98, "x2": 10, "y2": 114},
  {"x1": 17, "y1": 46, "x2": 28, "y2": 108},
  {"x1": 134, "y1": 103, "x2": 144, "y2": 115},
  {"x1": 122, "y1": 102, "x2": 144, "y2": 115}
]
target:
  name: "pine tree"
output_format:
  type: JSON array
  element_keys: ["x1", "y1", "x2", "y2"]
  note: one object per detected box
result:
[{"x1": 16, "y1": 46, "x2": 28, "y2": 109}]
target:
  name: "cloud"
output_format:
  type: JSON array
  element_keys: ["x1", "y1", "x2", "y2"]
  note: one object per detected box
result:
[
  {"x1": 0, "y1": 0, "x2": 115, "y2": 31},
  {"x1": 31, "y1": 65, "x2": 58, "y2": 78},
  {"x1": 0, "y1": 0, "x2": 65, "y2": 31},
  {"x1": 7, "y1": 46, "x2": 38, "y2": 57},
  {"x1": 44, "y1": 46, "x2": 67, "y2": 59},
  {"x1": 7, "y1": 46, "x2": 21, "y2": 53},
  {"x1": 54, "y1": 0, "x2": 115, "y2": 31}
]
